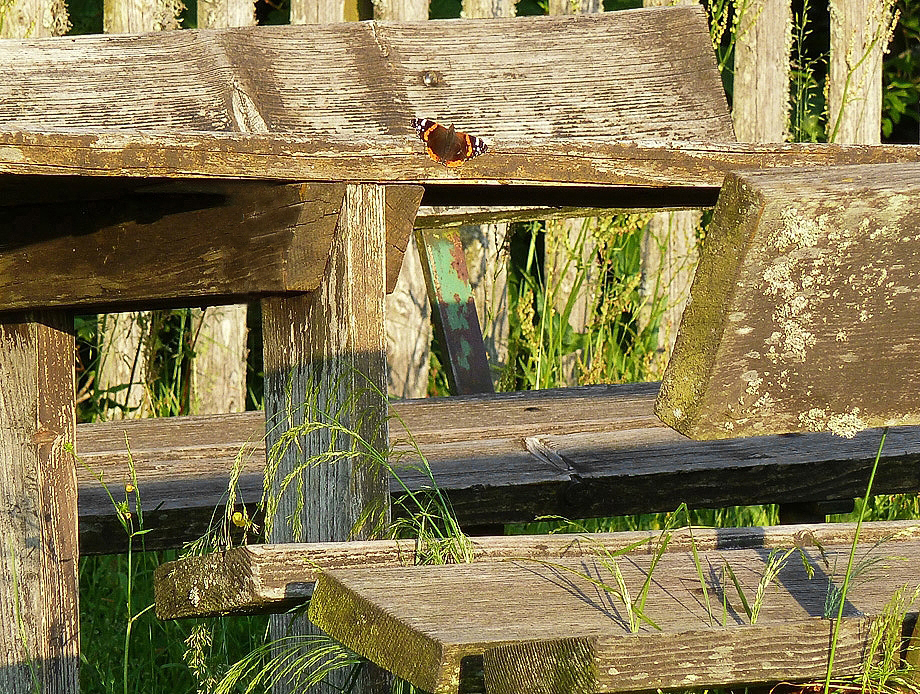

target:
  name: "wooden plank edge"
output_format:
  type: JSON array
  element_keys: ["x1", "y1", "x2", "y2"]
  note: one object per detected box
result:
[
  {"x1": 78, "y1": 420, "x2": 920, "y2": 552},
  {"x1": 153, "y1": 520, "x2": 920, "y2": 619},
  {"x1": 2, "y1": 132, "x2": 918, "y2": 184},
  {"x1": 310, "y1": 569, "x2": 452, "y2": 694},
  {"x1": 482, "y1": 616, "x2": 899, "y2": 693}
]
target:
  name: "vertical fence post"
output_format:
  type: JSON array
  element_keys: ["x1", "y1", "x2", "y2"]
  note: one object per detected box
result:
[
  {"x1": 0, "y1": 314, "x2": 79, "y2": 693},
  {"x1": 732, "y1": 0, "x2": 792, "y2": 144},
  {"x1": 0, "y1": 0, "x2": 69, "y2": 36},
  {"x1": 827, "y1": 0, "x2": 893, "y2": 144},
  {"x1": 2, "y1": 8, "x2": 78, "y2": 692},
  {"x1": 262, "y1": 183, "x2": 390, "y2": 693}
]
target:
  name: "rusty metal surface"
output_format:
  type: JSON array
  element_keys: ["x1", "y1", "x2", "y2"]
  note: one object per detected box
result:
[{"x1": 416, "y1": 228, "x2": 494, "y2": 395}]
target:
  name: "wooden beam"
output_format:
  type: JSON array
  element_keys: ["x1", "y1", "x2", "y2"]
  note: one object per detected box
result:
[
  {"x1": 0, "y1": 182, "x2": 420, "y2": 311},
  {"x1": 306, "y1": 528, "x2": 920, "y2": 693},
  {"x1": 1, "y1": 134, "x2": 918, "y2": 188},
  {"x1": 658, "y1": 162, "x2": 920, "y2": 439},
  {"x1": 75, "y1": 383, "x2": 920, "y2": 553},
  {"x1": 0, "y1": 8, "x2": 730, "y2": 142},
  {"x1": 0, "y1": 313, "x2": 79, "y2": 692},
  {"x1": 153, "y1": 520, "x2": 920, "y2": 618}
]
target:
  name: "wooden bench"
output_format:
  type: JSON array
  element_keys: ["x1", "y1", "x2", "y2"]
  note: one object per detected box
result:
[{"x1": 2, "y1": 4, "x2": 920, "y2": 692}]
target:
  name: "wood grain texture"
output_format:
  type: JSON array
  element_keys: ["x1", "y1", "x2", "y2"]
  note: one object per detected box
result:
[
  {"x1": 731, "y1": 0, "x2": 790, "y2": 143},
  {"x1": 2, "y1": 132, "x2": 919, "y2": 186},
  {"x1": 261, "y1": 183, "x2": 391, "y2": 693},
  {"x1": 154, "y1": 520, "x2": 920, "y2": 618},
  {"x1": 384, "y1": 185, "x2": 425, "y2": 294},
  {"x1": 309, "y1": 531, "x2": 920, "y2": 693},
  {"x1": 76, "y1": 383, "x2": 920, "y2": 553},
  {"x1": 189, "y1": 305, "x2": 249, "y2": 414},
  {"x1": 828, "y1": 0, "x2": 889, "y2": 145},
  {"x1": 0, "y1": 0, "x2": 70, "y2": 38},
  {"x1": 484, "y1": 620, "x2": 877, "y2": 694},
  {"x1": 0, "y1": 182, "x2": 342, "y2": 309},
  {"x1": 0, "y1": 8, "x2": 728, "y2": 140},
  {"x1": 657, "y1": 162, "x2": 920, "y2": 439},
  {"x1": 262, "y1": 183, "x2": 390, "y2": 545},
  {"x1": 0, "y1": 314, "x2": 78, "y2": 692},
  {"x1": 0, "y1": 182, "x2": 418, "y2": 310}
]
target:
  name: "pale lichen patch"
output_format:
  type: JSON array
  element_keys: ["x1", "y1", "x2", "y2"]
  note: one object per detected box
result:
[
  {"x1": 742, "y1": 370, "x2": 762, "y2": 391},
  {"x1": 798, "y1": 407, "x2": 867, "y2": 438},
  {"x1": 776, "y1": 208, "x2": 828, "y2": 250},
  {"x1": 827, "y1": 410, "x2": 868, "y2": 438}
]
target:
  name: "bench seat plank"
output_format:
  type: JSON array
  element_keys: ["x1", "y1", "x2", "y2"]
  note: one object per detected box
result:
[
  {"x1": 75, "y1": 383, "x2": 920, "y2": 553},
  {"x1": 153, "y1": 520, "x2": 920, "y2": 619},
  {"x1": 307, "y1": 524, "x2": 920, "y2": 693}
]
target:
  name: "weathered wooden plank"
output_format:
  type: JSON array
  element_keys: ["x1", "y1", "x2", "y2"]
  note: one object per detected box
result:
[
  {"x1": 75, "y1": 383, "x2": 920, "y2": 553},
  {"x1": 1, "y1": 133, "x2": 918, "y2": 187},
  {"x1": 0, "y1": 182, "x2": 342, "y2": 310},
  {"x1": 483, "y1": 620, "x2": 878, "y2": 694},
  {"x1": 657, "y1": 162, "x2": 920, "y2": 439},
  {"x1": 308, "y1": 530, "x2": 920, "y2": 693},
  {"x1": 0, "y1": 8, "x2": 729, "y2": 141},
  {"x1": 0, "y1": 182, "x2": 419, "y2": 310},
  {"x1": 0, "y1": 313, "x2": 79, "y2": 692},
  {"x1": 153, "y1": 520, "x2": 920, "y2": 618}
]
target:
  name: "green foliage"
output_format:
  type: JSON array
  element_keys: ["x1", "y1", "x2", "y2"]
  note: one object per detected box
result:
[
  {"x1": 498, "y1": 216, "x2": 665, "y2": 392},
  {"x1": 790, "y1": 0, "x2": 827, "y2": 142},
  {"x1": 78, "y1": 442, "x2": 266, "y2": 693},
  {"x1": 883, "y1": 0, "x2": 920, "y2": 141}
]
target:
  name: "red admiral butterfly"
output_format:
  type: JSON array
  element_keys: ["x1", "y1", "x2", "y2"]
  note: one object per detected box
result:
[{"x1": 412, "y1": 118, "x2": 488, "y2": 167}]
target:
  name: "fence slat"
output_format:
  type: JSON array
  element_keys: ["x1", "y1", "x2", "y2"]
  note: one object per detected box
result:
[{"x1": 0, "y1": 313, "x2": 79, "y2": 693}]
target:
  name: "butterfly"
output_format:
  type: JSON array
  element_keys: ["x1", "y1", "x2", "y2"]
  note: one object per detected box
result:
[{"x1": 412, "y1": 118, "x2": 488, "y2": 167}]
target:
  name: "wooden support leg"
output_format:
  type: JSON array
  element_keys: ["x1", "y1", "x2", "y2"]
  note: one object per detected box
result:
[
  {"x1": 0, "y1": 313, "x2": 79, "y2": 693},
  {"x1": 262, "y1": 184, "x2": 391, "y2": 692}
]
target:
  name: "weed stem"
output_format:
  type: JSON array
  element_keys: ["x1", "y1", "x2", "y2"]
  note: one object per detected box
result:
[{"x1": 824, "y1": 427, "x2": 888, "y2": 694}]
